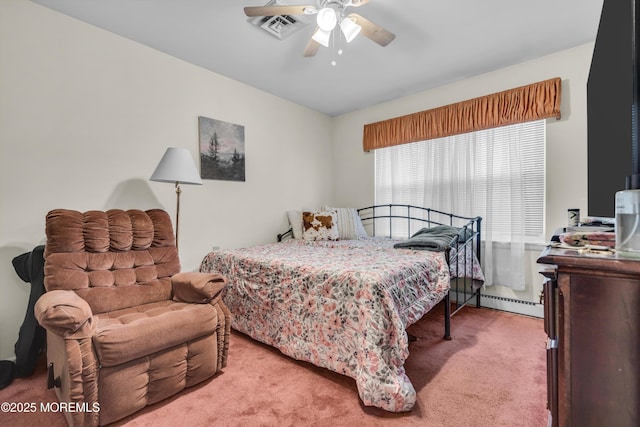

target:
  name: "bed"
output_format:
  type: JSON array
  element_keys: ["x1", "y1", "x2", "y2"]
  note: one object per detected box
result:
[{"x1": 199, "y1": 204, "x2": 484, "y2": 412}]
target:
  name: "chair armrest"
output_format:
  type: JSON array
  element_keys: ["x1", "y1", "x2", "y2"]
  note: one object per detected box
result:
[
  {"x1": 172, "y1": 272, "x2": 227, "y2": 304},
  {"x1": 34, "y1": 290, "x2": 96, "y2": 339}
]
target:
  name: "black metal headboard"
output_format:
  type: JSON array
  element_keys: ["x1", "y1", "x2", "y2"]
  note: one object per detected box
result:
[
  {"x1": 356, "y1": 204, "x2": 482, "y2": 262},
  {"x1": 277, "y1": 204, "x2": 482, "y2": 260}
]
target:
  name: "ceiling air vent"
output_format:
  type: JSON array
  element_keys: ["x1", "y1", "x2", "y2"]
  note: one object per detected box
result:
[{"x1": 248, "y1": 0, "x2": 309, "y2": 40}]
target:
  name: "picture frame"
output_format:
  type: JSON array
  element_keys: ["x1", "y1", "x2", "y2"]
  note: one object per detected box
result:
[{"x1": 198, "y1": 116, "x2": 245, "y2": 182}]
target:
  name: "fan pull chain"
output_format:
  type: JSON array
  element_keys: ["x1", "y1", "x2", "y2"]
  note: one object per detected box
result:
[
  {"x1": 331, "y1": 26, "x2": 345, "y2": 67},
  {"x1": 331, "y1": 28, "x2": 337, "y2": 66}
]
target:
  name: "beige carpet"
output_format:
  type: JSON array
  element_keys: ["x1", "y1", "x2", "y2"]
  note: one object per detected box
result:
[{"x1": 0, "y1": 303, "x2": 547, "y2": 427}]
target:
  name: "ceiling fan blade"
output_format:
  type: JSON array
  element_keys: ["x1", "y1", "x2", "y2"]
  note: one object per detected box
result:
[
  {"x1": 304, "y1": 29, "x2": 321, "y2": 57},
  {"x1": 244, "y1": 6, "x2": 313, "y2": 17},
  {"x1": 348, "y1": 13, "x2": 396, "y2": 47}
]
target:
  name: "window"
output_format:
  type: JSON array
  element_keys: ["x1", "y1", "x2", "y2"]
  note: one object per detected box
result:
[{"x1": 375, "y1": 119, "x2": 546, "y2": 244}]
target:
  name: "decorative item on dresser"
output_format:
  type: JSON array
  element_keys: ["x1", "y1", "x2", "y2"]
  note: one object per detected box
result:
[{"x1": 538, "y1": 246, "x2": 640, "y2": 427}]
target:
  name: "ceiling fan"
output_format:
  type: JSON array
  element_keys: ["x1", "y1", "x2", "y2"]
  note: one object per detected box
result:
[{"x1": 244, "y1": 0, "x2": 396, "y2": 57}]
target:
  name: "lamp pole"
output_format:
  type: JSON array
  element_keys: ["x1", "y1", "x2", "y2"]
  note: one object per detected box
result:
[{"x1": 175, "y1": 181, "x2": 182, "y2": 251}]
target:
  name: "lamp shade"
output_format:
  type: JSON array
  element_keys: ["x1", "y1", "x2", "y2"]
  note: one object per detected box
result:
[
  {"x1": 312, "y1": 28, "x2": 332, "y2": 48},
  {"x1": 150, "y1": 147, "x2": 202, "y2": 185},
  {"x1": 316, "y1": 8, "x2": 337, "y2": 32},
  {"x1": 340, "y1": 17, "x2": 361, "y2": 43}
]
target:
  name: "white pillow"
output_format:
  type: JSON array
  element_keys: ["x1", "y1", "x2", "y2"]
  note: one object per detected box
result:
[
  {"x1": 322, "y1": 206, "x2": 368, "y2": 239},
  {"x1": 287, "y1": 210, "x2": 304, "y2": 239},
  {"x1": 353, "y1": 210, "x2": 368, "y2": 238}
]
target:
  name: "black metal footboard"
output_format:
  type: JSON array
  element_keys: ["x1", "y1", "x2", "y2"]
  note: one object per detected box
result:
[{"x1": 357, "y1": 204, "x2": 483, "y2": 340}]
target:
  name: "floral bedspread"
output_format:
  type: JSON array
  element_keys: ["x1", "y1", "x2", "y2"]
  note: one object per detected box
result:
[{"x1": 199, "y1": 238, "x2": 480, "y2": 411}]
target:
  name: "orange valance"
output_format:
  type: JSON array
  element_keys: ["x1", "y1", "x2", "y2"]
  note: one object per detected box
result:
[{"x1": 362, "y1": 77, "x2": 561, "y2": 151}]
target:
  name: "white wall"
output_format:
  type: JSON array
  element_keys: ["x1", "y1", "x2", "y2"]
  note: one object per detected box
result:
[
  {"x1": 0, "y1": 0, "x2": 595, "y2": 360},
  {"x1": 332, "y1": 43, "x2": 594, "y2": 306},
  {"x1": 0, "y1": 0, "x2": 332, "y2": 360}
]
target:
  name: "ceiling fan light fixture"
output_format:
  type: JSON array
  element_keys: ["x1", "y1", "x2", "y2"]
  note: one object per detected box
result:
[
  {"x1": 312, "y1": 28, "x2": 332, "y2": 47},
  {"x1": 340, "y1": 17, "x2": 361, "y2": 43},
  {"x1": 316, "y1": 8, "x2": 337, "y2": 32}
]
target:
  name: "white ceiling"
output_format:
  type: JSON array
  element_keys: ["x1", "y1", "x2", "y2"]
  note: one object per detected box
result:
[{"x1": 31, "y1": 0, "x2": 604, "y2": 117}]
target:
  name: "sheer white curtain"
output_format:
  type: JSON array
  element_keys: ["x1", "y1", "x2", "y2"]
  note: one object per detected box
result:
[{"x1": 375, "y1": 120, "x2": 545, "y2": 290}]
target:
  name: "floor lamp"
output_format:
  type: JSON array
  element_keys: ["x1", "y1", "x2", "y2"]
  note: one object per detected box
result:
[{"x1": 150, "y1": 147, "x2": 202, "y2": 251}]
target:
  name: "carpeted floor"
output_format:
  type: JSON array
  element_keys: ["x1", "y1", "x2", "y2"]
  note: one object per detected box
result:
[{"x1": 0, "y1": 303, "x2": 547, "y2": 427}]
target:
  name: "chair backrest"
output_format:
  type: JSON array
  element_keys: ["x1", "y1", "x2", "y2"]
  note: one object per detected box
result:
[{"x1": 43, "y1": 209, "x2": 180, "y2": 314}]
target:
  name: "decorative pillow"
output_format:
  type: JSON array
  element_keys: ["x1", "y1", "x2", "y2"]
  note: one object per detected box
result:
[
  {"x1": 322, "y1": 206, "x2": 368, "y2": 239},
  {"x1": 302, "y1": 211, "x2": 339, "y2": 241}
]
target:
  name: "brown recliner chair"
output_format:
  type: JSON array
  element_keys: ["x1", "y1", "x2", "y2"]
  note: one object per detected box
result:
[{"x1": 34, "y1": 209, "x2": 231, "y2": 426}]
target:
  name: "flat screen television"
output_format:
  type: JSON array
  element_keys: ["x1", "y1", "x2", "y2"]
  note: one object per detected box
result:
[{"x1": 587, "y1": 0, "x2": 640, "y2": 217}]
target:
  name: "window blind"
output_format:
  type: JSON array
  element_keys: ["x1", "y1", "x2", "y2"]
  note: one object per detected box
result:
[{"x1": 375, "y1": 119, "x2": 546, "y2": 242}]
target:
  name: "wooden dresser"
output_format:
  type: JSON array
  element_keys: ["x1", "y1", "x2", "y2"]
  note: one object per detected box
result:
[{"x1": 537, "y1": 247, "x2": 640, "y2": 427}]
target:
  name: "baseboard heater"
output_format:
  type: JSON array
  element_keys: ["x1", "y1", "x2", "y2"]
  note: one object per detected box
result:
[{"x1": 452, "y1": 292, "x2": 543, "y2": 318}]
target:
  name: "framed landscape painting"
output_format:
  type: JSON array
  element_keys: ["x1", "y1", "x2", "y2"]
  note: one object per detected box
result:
[{"x1": 198, "y1": 116, "x2": 245, "y2": 182}]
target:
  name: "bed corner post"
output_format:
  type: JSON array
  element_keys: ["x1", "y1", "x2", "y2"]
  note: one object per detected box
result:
[
  {"x1": 443, "y1": 247, "x2": 452, "y2": 340},
  {"x1": 476, "y1": 217, "x2": 482, "y2": 264},
  {"x1": 476, "y1": 217, "x2": 483, "y2": 308},
  {"x1": 443, "y1": 293, "x2": 452, "y2": 340}
]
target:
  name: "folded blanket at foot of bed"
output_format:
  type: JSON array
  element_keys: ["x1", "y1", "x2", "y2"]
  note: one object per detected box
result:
[{"x1": 393, "y1": 225, "x2": 474, "y2": 251}]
